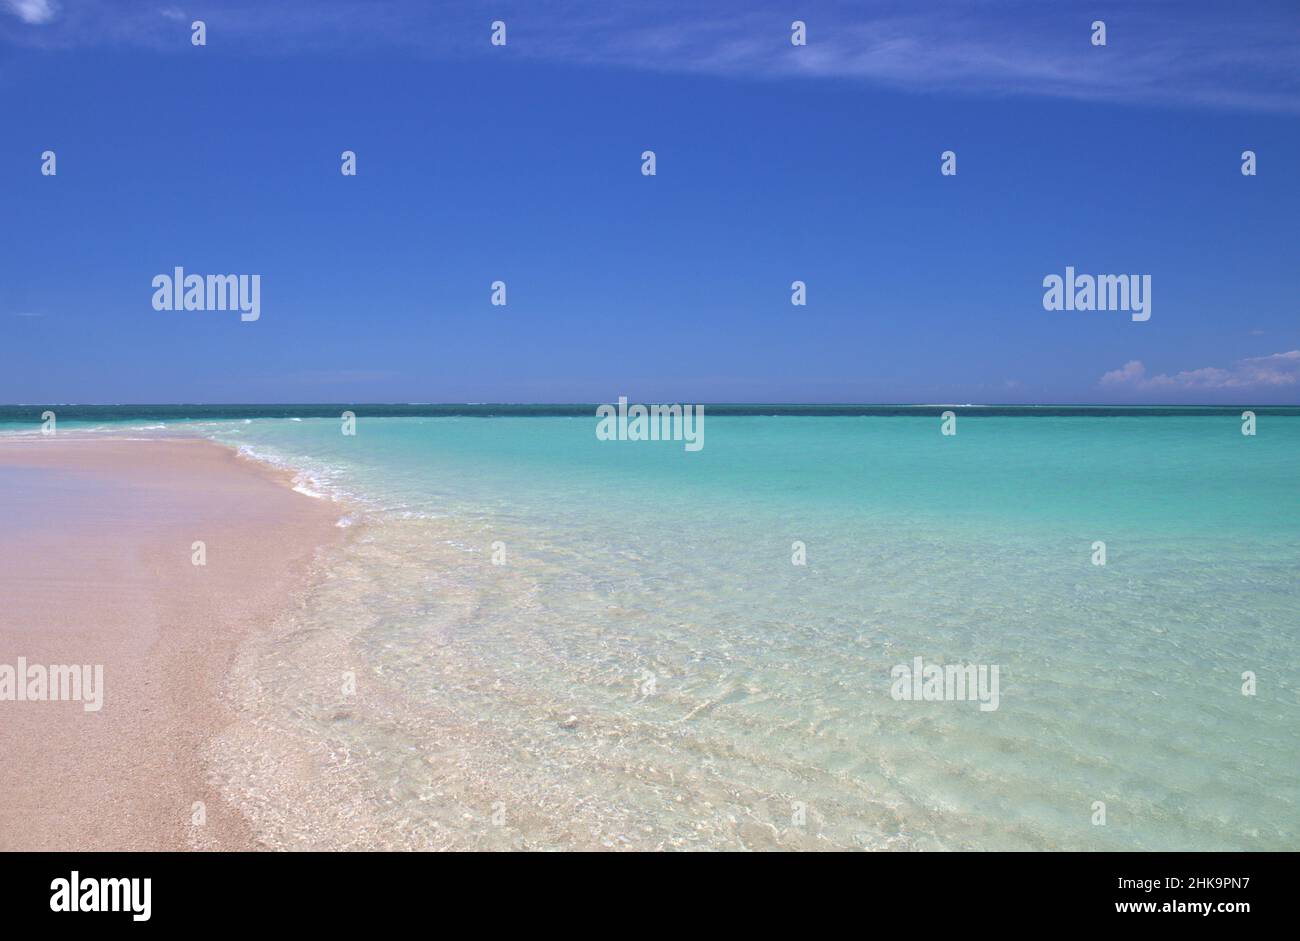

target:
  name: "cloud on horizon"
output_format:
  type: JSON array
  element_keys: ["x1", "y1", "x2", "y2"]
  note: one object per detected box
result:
[
  {"x1": 2, "y1": 1, "x2": 1297, "y2": 113},
  {"x1": 1100, "y1": 351, "x2": 1300, "y2": 391}
]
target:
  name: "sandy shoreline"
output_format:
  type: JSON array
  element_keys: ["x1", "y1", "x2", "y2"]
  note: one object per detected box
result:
[{"x1": 0, "y1": 436, "x2": 341, "y2": 850}]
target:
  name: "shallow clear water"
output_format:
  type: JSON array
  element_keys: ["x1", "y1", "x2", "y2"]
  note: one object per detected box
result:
[
  {"x1": 192, "y1": 413, "x2": 1299, "y2": 850},
  {"x1": 9, "y1": 409, "x2": 1298, "y2": 849}
]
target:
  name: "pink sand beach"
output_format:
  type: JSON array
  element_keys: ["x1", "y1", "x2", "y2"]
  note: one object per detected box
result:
[{"x1": 0, "y1": 437, "x2": 339, "y2": 850}]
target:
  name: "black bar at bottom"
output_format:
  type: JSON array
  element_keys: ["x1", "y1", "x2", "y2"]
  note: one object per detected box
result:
[{"x1": 0, "y1": 851, "x2": 1285, "y2": 927}]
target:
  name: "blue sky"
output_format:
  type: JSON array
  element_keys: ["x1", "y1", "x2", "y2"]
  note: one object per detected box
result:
[{"x1": 1, "y1": 0, "x2": 1297, "y2": 404}]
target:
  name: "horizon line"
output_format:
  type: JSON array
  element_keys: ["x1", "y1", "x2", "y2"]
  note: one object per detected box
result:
[{"x1": 4, "y1": 402, "x2": 1297, "y2": 411}]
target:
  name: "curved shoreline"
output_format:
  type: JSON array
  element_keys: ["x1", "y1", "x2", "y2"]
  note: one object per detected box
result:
[{"x1": 0, "y1": 436, "x2": 342, "y2": 850}]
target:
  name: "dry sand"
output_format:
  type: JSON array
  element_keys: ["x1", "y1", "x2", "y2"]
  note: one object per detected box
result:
[{"x1": 0, "y1": 436, "x2": 341, "y2": 850}]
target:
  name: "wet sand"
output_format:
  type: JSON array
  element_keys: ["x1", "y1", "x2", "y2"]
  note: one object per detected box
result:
[{"x1": 0, "y1": 437, "x2": 340, "y2": 850}]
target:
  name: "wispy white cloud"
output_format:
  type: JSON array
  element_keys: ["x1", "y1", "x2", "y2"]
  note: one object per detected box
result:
[
  {"x1": 503, "y1": 2, "x2": 1300, "y2": 113},
  {"x1": 1101, "y1": 351, "x2": 1300, "y2": 391},
  {"x1": 1, "y1": 1, "x2": 1297, "y2": 113},
  {"x1": 1100, "y1": 360, "x2": 1146, "y2": 386},
  {"x1": 3, "y1": 0, "x2": 58, "y2": 25}
]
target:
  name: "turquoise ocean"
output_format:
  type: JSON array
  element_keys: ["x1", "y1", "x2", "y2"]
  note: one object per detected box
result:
[{"x1": 3, "y1": 406, "x2": 1297, "y2": 850}]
